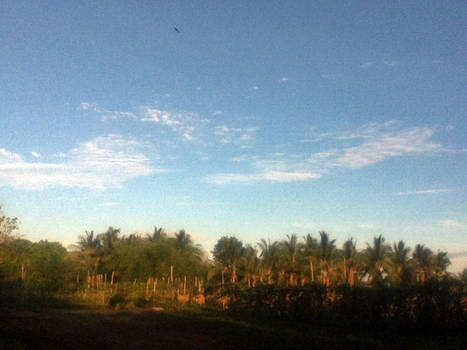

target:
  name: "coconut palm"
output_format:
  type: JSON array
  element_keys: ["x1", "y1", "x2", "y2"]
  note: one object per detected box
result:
[
  {"x1": 318, "y1": 231, "x2": 336, "y2": 285},
  {"x1": 99, "y1": 227, "x2": 120, "y2": 250},
  {"x1": 389, "y1": 240, "x2": 411, "y2": 286},
  {"x1": 76, "y1": 230, "x2": 100, "y2": 251},
  {"x1": 175, "y1": 229, "x2": 192, "y2": 250},
  {"x1": 212, "y1": 236, "x2": 245, "y2": 283},
  {"x1": 75, "y1": 230, "x2": 103, "y2": 274},
  {"x1": 433, "y1": 250, "x2": 450, "y2": 278},
  {"x1": 147, "y1": 226, "x2": 166, "y2": 241},
  {"x1": 364, "y1": 235, "x2": 391, "y2": 286},
  {"x1": 342, "y1": 238, "x2": 358, "y2": 286},
  {"x1": 243, "y1": 244, "x2": 260, "y2": 287},
  {"x1": 281, "y1": 234, "x2": 300, "y2": 285},
  {"x1": 303, "y1": 234, "x2": 318, "y2": 283},
  {"x1": 412, "y1": 244, "x2": 433, "y2": 284},
  {"x1": 258, "y1": 238, "x2": 280, "y2": 284}
]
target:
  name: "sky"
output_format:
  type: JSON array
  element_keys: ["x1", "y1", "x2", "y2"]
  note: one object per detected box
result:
[{"x1": 0, "y1": 1, "x2": 466, "y2": 272}]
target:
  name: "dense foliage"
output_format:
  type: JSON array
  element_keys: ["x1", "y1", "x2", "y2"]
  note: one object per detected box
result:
[{"x1": 0, "y1": 206, "x2": 465, "y2": 337}]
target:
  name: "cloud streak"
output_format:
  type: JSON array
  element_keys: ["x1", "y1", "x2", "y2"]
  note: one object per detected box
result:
[
  {"x1": 0, "y1": 135, "x2": 159, "y2": 190},
  {"x1": 396, "y1": 189, "x2": 452, "y2": 196},
  {"x1": 79, "y1": 102, "x2": 137, "y2": 121},
  {"x1": 206, "y1": 122, "x2": 444, "y2": 184}
]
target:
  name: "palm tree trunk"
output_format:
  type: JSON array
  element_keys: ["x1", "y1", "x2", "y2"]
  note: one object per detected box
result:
[{"x1": 310, "y1": 259, "x2": 314, "y2": 282}]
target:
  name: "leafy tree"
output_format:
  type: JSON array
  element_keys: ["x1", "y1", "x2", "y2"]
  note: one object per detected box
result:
[
  {"x1": 0, "y1": 205, "x2": 19, "y2": 243},
  {"x1": 26, "y1": 241, "x2": 68, "y2": 293}
]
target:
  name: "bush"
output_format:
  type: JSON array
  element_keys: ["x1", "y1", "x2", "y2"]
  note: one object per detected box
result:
[{"x1": 108, "y1": 294, "x2": 126, "y2": 309}]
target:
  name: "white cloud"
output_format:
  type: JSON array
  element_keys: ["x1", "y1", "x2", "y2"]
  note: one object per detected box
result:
[
  {"x1": 142, "y1": 108, "x2": 197, "y2": 142},
  {"x1": 205, "y1": 157, "x2": 320, "y2": 184},
  {"x1": 440, "y1": 219, "x2": 467, "y2": 229},
  {"x1": 280, "y1": 77, "x2": 288, "y2": 82},
  {"x1": 396, "y1": 189, "x2": 452, "y2": 195},
  {"x1": 205, "y1": 171, "x2": 320, "y2": 184},
  {"x1": 214, "y1": 125, "x2": 256, "y2": 145},
  {"x1": 31, "y1": 152, "x2": 41, "y2": 158},
  {"x1": 0, "y1": 148, "x2": 21, "y2": 161},
  {"x1": 78, "y1": 102, "x2": 136, "y2": 121},
  {"x1": 334, "y1": 127, "x2": 441, "y2": 168},
  {"x1": 207, "y1": 121, "x2": 445, "y2": 185},
  {"x1": 142, "y1": 108, "x2": 180, "y2": 126},
  {"x1": 99, "y1": 201, "x2": 119, "y2": 207},
  {"x1": 0, "y1": 134, "x2": 159, "y2": 190}
]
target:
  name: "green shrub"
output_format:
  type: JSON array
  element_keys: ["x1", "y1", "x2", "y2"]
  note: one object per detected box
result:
[{"x1": 108, "y1": 294, "x2": 126, "y2": 309}]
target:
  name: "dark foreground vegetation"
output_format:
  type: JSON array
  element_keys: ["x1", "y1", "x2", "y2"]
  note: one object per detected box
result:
[{"x1": 1, "y1": 206, "x2": 466, "y2": 349}]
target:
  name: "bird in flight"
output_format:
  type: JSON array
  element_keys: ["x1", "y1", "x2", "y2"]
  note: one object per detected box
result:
[{"x1": 174, "y1": 27, "x2": 180, "y2": 33}]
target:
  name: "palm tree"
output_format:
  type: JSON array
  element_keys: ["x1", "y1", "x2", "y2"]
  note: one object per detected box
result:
[
  {"x1": 212, "y1": 236, "x2": 245, "y2": 283},
  {"x1": 258, "y1": 238, "x2": 279, "y2": 284},
  {"x1": 389, "y1": 240, "x2": 411, "y2": 286},
  {"x1": 175, "y1": 229, "x2": 192, "y2": 250},
  {"x1": 281, "y1": 234, "x2": 300, "y2": 286},
  {"x1": 147, "y1": 226, "x2": 166, "y2": 242},
  {"x1": 243, "y1": 245, "x2": 260, "y2": 287},
  {"x1": 318, "y1": 231, "x2": 336, "y2": 285},
  {"x1": 433, "y1": 250, "x2": 450, "y2": 278},
  {"x1": 76, "y1": 230, "x2": 100, "y2": 251},
  {"x1": 342, "y1": 238, "x2": 358, "y2": 286},
  {"x1": 412, "y1": 244, "x2": 433, "y2": 284},
  {"x1": 303, "y1": 234, "x2": 318, "y2": 283},
  {"x1": 364, "y1": 235, "x2": 391, "y2": 286},
  {"x1": 99, "y1": 227, "x2": 120, "y2": 250}
]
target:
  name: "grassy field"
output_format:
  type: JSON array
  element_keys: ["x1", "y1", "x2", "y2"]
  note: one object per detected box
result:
[{"x1": 0, "y1": 304, "x2": 464, "y2": 350}]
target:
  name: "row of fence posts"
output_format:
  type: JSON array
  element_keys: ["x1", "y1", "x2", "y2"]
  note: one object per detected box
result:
[{"x1": 80, "y1": 266, "x2": 204, "y2": 305}]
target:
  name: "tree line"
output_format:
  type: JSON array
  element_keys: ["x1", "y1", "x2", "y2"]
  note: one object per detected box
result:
[{"x1": 0, "y1": 204, "x2": 465, "y2": 293}]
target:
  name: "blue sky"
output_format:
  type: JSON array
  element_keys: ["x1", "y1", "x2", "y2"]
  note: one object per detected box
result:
[{"x1": 1, "y1": 1, "x2": 466, "y2": 271}]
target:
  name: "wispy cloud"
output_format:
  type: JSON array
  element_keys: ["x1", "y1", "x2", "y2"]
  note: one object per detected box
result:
[
  {"x1": 204, "y1": 157, "x2": 320, "y2": 184},
  {"x1": 31, "y1": 152, "x2": 41, "y2": 158},
  {"x1": 141, "y1": 108, "x2": 199, "y2": 142},
  {"x1": 0, "y1": 134, "x2": 159, "y2": 190},
  {"x1": 320, "y1": 73, "x2": 343, "y2": 80},
  {"x1": 205, "y1": 171, "x2": 320, "y2": 184},
  {"x1": 440, "y1": 219, "x2": 467, "y2": 229},
  {"x1": 99, "y1": 201, "x2": 119, "y2": 207},
  {"x1": 207, "y1": 121, "x2": 445, "y2": 184},
  {"x1": 335, "y1": 127, "x2": 441, "y2": 169},
  {"x1": 360, "y1": 61, "x2": 400, "y2": 69},
  {"x1": 396, "y1": 189, "x2": 452, "y2": 196},
  {"x1": 280, "y1": 77, "x2": 288, "y2": 82},
  {"x1": 79, "y1": 102, "x2": 137, "y2": 121},
  {"x1": 383, "y1": 60, "x2": 399, "y2": 67},
  {"x1": 214, "y1": 125, "x2": 257, "y2": 146}
]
